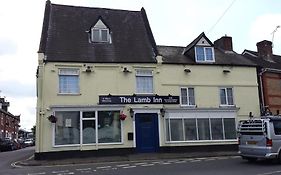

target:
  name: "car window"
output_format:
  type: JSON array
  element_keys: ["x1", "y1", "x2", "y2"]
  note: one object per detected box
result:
[{"x1": 273, "y1": 120, "x2": 281, "y2": 135}]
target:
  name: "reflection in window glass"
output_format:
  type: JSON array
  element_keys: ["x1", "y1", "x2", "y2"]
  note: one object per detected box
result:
[
  {"x1": 198, "y1": 118, "x2": 210, "y2": 140},
  {"x1": 170, "y1": 119, "x2": 184, "y2": 141},
  {"x1": 273, "y1": 121, "x2": 281, "y2": 135},
  {"x1": 211, "y1": 118, "x2": 223, "y2": 140},
  {"x1": 184, "y1": 119, "x2": 197, "y2": 140},
  {"x1": 98, "y1": 111, "x2": 121, "y2": 143},
  {"x1": 224, "y1": 118, "x2": 236, "y2": 139},
  {"x1": 82, "y1": 119, "x2": 96, "y2": 144},
  {"x1": 166, "y1": 119, "x2": 170, "y2": 141},
  {"x1": 55, "y1": 111, "x2": 80, "y2": 145}
]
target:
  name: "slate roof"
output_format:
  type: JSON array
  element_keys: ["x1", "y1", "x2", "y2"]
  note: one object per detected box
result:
[
  {"x1": 158, "y1": 46, "x2": 256, "y2": 66},
  {"x1": 242, "y1": 50, "x2": 281, "y2": 69},
  {"x1": 38, "y1": 1, "x2": 157, "y2": 63}
]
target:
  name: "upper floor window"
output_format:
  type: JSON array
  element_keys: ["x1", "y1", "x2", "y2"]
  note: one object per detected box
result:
[
  {"x1": 91, "y1": 19, "x2": 111, "y2": 43},
  {"x1": 195, "y1": 47, "x2": 215, "y2": 62},
  {"x1": 59, "y1": 69, "x2": 79, "y2": 94},
  {"x1": 220, "y1": 87, "x2": 234, "y2": 106},
  {"x1": 180, "y1": 87, "x2": 195, "y2": 106},
  {"x1": 136, "y1": 70, "x2": 153, "y2": 94},
  {"x1": 91, "y1": 28, "x2": 110, "y2": 43}
]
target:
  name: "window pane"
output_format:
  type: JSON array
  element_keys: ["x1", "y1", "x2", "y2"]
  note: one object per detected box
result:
[
  {"x1": 170, "y1": 119, "x2": 184, "y2": 141},
  {"x1": 224, "y1": 118, "x2": 236, "y2": 139},
  {"x1": 55, "y1": 111, "x2": 80, "y2": 145},
  {"x1": 227, "y1": 88, "x2": 234, "y2": 105},
  {"x1": 220, "y1": 89, "x2": 227, "y2": 105},
  {"x1": 181, "y1": 88, "x2": 188, "y2": 105},
  {"x1": 83, "y1": 120, "x2": 96, "y2": 144},
  {"x1": 166, "y1": 119, "x2": 170, "y2": 141},
  {"x1": 195, "y1": 47, "x2": 205, "y2": 61},
  {"x1": 198, "y1": 118, "x2": 210, "y2": 140},
  {"x1": 184, "y1": 119, "x2": 197, "y2": 140},
  {"x1": 273, "y1": 121, "x2": 281, "y2": 135},
  {"x1": 101, "y1": 29, "x2": 108, "y2": 42},
  {"x1": 92, "y1": 29, "x2": 100, "y2": 42},
  {"x1": 205, "y1": 48, "x2": 213, "y2": 61},
  {"x1": 188, "y1": 88, "x2": 195, "y2": 105},
  {"x1": 211, "y1": 118, "x2": 223, "y2": 140},
  {"x1": 98, "y1": 111, "x2": 121, "y2": 143},
  {"x1": 136, "y1": 76, "x2": 153, "y2": 93},
  {"x1": 59, "y1": 74, "x2": 79, "y2": 94},
  {"x1": 83, "y1": 111, "x2": 95, "y2": 118}
]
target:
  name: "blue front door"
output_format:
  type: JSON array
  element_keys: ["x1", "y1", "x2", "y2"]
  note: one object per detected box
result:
[{"x1": 135, "y1": 113, "x2": 159, "y2": 153}]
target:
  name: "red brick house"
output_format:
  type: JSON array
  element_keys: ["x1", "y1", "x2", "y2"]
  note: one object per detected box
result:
[
  {"x1": 243, "y1": 40, "x2": 281, "y2": 115},
  {"x1": 0, "y1": 97, "x2": 20, "y2": 140}
]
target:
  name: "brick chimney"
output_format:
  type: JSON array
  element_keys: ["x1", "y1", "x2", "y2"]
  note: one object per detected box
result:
[
  {"x1": 214, "y1": 35, "x2": 233, "y2": 52},
  {"x1": 256, "y1": 40, "x2": 273, "y2": 59}
]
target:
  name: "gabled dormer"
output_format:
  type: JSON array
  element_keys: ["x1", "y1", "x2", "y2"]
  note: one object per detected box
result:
[
  {"x1": 183, "y1": 32, "x2": 215, "y2": 63},
  {"x1": 90, "y1": 17, "x2": 111, "y2": 43}
]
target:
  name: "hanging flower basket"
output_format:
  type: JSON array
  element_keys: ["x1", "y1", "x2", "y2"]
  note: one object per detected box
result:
[
  {"x1": 119, "y1": 113, "x2": 127, "y2": 121},
  {"x1": 48, "y1": 115, "x2": 57, "y2": 123}
]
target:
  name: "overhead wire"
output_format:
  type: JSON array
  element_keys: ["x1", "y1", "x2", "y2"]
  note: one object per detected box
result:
[{"x1": 207, "y1": 0, "x2": 237, "y2": 34}]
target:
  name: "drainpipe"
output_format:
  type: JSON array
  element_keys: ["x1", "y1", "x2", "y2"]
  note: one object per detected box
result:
[{"x1": 259, "y1": 68, "x2": 281, "y2": 113}]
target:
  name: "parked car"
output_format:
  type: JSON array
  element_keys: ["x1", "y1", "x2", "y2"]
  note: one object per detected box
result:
[
  {"x1": 24, "y1": 138, "x2": 34, "y2": 147},
  {"x1": 0, "y1": 139, "x2": 18, "y2": 151},
  {"x1": 238, "y1": 115, "x2": 281, "y2": 162}
]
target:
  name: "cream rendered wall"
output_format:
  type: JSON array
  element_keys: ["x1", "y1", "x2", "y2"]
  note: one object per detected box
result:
[{"x1": 37, "y1": 59, "x2": 260, "y2": 153}]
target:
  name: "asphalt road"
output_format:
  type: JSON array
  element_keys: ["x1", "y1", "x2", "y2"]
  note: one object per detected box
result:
[{"x1": 1, "y1": 149, "x2": 281, "y2": 175}]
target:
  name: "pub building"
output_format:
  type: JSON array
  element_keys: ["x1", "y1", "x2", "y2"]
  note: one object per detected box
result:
[{"x1": 35, "y1": 1, "x2": 260, "y2": 159}]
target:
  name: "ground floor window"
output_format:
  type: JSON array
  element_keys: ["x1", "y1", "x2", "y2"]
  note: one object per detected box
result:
[
  {"x1": 54, "y1": 110, "x2": 122, "y2": 146},
  {"x1": 166, "y1": 116, "x2": 236, "y2": 142}
]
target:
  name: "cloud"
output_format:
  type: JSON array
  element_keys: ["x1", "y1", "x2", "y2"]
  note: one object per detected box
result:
[
  {"x1": 0, "y1": 38, "x2": 17, "y2": 55},
  {"x1": 0, "y1": 80, "x2": 35, "y2": 98}
]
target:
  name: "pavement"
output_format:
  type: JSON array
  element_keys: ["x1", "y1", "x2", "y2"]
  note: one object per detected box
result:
[{"x1": 17, "y1": 151, "x2": 239, "y2": 167}]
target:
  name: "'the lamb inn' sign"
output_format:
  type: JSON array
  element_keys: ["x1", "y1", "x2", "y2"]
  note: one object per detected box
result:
[{"x1": 99, "y1": 95, "x2": 179, "y2": 105}]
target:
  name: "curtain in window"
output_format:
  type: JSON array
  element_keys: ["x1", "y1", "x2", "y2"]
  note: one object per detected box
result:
[
  {"x1": 59, "y1": 75, "x2": 79, "y2": 94},
  {"x1": 195, "y1": 47, "x2": 204, "y2": 61},
  {"x1": 205, "y1": 48, "x2": 213, "y2": 60}
]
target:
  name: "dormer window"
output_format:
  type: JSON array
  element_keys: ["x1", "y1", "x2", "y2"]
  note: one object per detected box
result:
[
  {"x1": 195, "y1": 46, "x2": 215, "y2": 62},
  {"x1": 90, "y1": 19, "x2": 111, "y2": 43}
]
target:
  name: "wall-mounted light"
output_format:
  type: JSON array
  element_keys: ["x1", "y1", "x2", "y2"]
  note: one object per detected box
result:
[
  {"x1": 86, "y1": 66, "x2": 92, "y2": 73},
  {"x1": 160, "y1": 108, "x2": 165, "y2": 117},
  {"x1": 123, "y1": 67, "x2": 131, "y2": 73},
  {"x1": 184, "y1": 68, "x2": 191, "y2": 73},
  {"x1": 129, "y1": 108, "x2": 134, "y2": 118},
  {"x1": 223, "y1": 69, "x2": 231, "y2": 73},
  {"x1": 249, "y1": 112, "x2": 253, "y2": 118}
]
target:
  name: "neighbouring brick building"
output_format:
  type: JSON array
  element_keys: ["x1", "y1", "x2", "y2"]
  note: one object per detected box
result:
[
  {"x1": 243, "y1": 40, "x2": 281, "y2": 115},
  {"x1": 0, "y1": 97, "x2": 20, "y2": 140}
]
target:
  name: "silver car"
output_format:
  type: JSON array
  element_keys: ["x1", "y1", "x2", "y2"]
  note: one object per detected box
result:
[{"x1": 237, "y1": 116, "x2": 281, "y2": 162}]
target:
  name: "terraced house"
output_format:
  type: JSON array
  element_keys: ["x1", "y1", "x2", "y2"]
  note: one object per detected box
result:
[{"x1": 36, "y1": 1, "x2": 260, "y2": 159}]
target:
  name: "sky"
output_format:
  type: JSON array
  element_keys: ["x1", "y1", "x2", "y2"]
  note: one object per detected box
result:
[{"x1": 0, "y1": 0, "x2": 280, "y2": 131}]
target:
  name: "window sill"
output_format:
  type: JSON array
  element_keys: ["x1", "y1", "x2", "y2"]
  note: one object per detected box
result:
[
  {"x1": 165, "y1": 139, "x2": 238, "y2": 144},
  {"x1": 219, "y1": 105, "x2": 236, "y2": 108},
  {"x1": 180, "y1": 105, "x2": 197, "y2": 108}
]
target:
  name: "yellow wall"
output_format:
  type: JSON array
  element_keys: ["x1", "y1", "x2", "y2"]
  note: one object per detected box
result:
[{"x1": 36, "y1": 55, "x2": 260, "y2": 153}]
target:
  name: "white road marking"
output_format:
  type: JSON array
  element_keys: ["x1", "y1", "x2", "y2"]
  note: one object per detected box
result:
[
  {"x1": 135, "y1": 162, "x2": 149, "y2": 165},
  {"x1": 75, "y1": 168, "x2": 91, "y2": 171},
  {"x1": 96, "y1": 166, "x2": 112, "y2": 169},
  {"x1": 122, "y1": 165, "x2": 136, "y2": 169},
  {"x1": 116, "y1": 164, "x2": 130, "y2": 167},
  {"x1": 28, "y1": 173, "x2": 46, "y2": 175},
  {"x1": 174, "y1": 160, "x2": 187, "y2": 164},
  {"x1": 257, "y1": 170, "x2": 281, "y2": 175},
  {"x1": 52, "y1": 170, "x2": 69, "y2": 173},
  {"x1": 140, "y1": 164, "x2": 154, "y2": 167},
  {"x1": 190, "y1": 160, "x2": 201, "y2": 162}
]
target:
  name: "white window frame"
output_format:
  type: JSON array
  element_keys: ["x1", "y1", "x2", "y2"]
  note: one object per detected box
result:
[
  {"x1": 135, "y1": 69, "x2": 154, "y2": 94},
  {"x1": 91, "y1": 27, "x2": 110, "y2": 43},
  {"x1": 58, "y1": 69, "x2": 80, "y2": 95},
  {"x1": 52, "y1": 108, "x2": 124, "y2": 147},
  {"x1": 180, "y1": 87, "x2": 196, "y2": 107},
  {"x1": 164, "y1": 111, "x2": 237, "y2": 143},
  {"x1": 195, "y1": 46, "x2": 215, "y2": 62},
  {"x1": 219, "y1": 87, "x2": 234, "y2": 106}
]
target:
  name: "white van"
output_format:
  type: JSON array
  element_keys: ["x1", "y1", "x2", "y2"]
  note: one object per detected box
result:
[{"x1": 237, "y1": 116, "x2": 281, "y2": 162}]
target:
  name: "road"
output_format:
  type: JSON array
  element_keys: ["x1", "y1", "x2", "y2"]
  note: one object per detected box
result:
[{"x1": 1, "y1": 149, "x2": 281, "y2": 175}]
